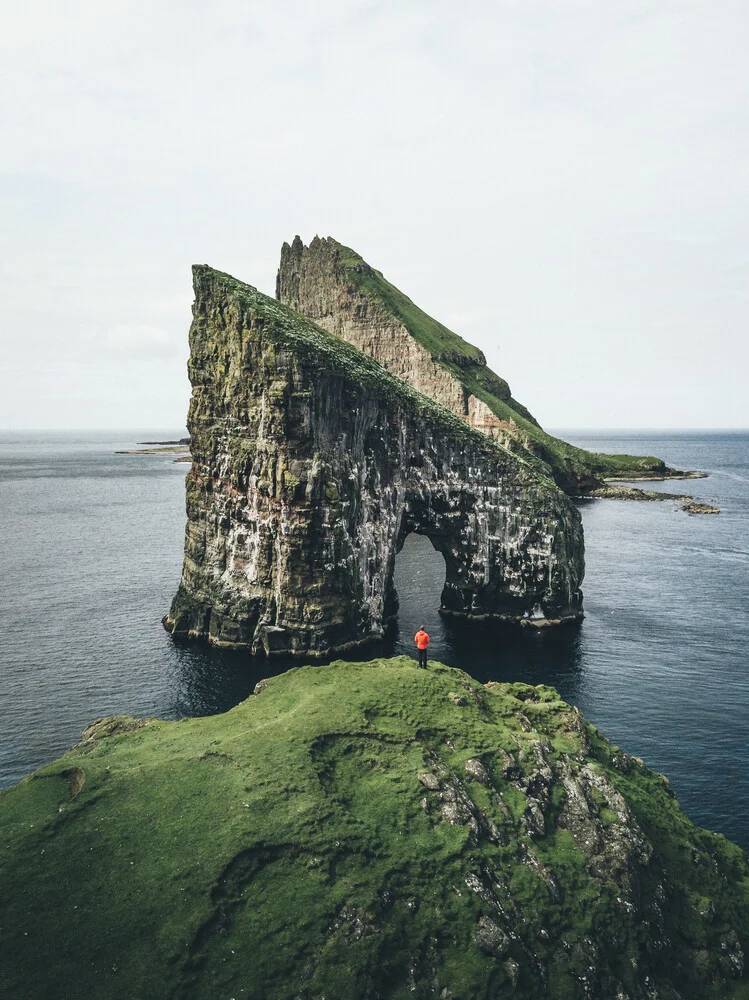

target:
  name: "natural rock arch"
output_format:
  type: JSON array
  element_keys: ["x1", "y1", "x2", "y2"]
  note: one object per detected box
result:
[
  {"x1": 164, "y1": 266, "x2": 584, "y2": 657},
  {"x1": 390, "y1": 490, "x2": 537, "y2": 622}
]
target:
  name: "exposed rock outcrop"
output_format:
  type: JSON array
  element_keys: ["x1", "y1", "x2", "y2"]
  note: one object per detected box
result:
[
  {"x1": 277, "y1": 235, "x2": 538, "y2": 446},
  {"x1": 682, "y1": 501, "x2": 721, "y2": 515},
  {"x1": 164, "y1": 267, "x2": 584, "y2": 656},
  {"x1": 2, "y1": 658, "x2": 747, "y2": 1000},
  {"x1": 276, "y1": 236, "x2": 687, "y2": 494},
  {"x1": 589, "y1": 484, "x2": 721, "y2": 514}
]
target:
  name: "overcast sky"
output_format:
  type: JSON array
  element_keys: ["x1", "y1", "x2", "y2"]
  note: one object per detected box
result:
[{"x1": 2, "y1": 0, "x2": 747, "y2": 430}]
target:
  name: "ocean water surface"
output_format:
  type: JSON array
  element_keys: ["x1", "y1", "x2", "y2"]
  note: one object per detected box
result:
[{"x1": 0, "y1": 430, "x2": 747, "y2": 851}]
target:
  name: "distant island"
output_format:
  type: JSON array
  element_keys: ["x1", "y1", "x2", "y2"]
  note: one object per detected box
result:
[{"x1": 115, "y1": 438, "x2": 191, "y2": 461}]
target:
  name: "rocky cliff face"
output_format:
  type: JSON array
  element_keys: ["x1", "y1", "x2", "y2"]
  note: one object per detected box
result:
[
  {"x1": 164, "y1": 266, "x2": 584, "y2": 657},
  {"x1": 277, "y1": 235, "x2": 528, "y2": 448},
  {"x1": 276, "y1": 236, "x2": 676, "y2": 493},
  {"x1": 2, "y1": 658, "x2": 747, "y2": 1000}
]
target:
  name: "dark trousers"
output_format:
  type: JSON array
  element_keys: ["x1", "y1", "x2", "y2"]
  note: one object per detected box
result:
[{"x1": 418, "y1": 647, "x2": 428, "y2": 668}]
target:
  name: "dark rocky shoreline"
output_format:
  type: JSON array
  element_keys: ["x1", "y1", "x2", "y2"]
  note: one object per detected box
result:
[{"x1": 589, "y1": 483, "x2": 720, "y2": 514}]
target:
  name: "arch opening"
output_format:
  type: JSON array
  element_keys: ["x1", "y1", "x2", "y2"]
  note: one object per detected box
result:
[{"x1": 390, "y1": 531, "x2": 447, "y2": 639}]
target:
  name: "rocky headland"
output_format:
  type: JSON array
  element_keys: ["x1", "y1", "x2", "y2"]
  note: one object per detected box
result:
[
  {"x1": 164, "y1": 266, "x2": 585, "y2": 656},
  {"x1": 1, "y1": 657, "x2": 747, "y2": 1000}
]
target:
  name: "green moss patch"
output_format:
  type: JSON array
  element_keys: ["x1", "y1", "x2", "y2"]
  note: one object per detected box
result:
[{"x1": 2, "y1": 658, "x2": 747, "y2": 999}]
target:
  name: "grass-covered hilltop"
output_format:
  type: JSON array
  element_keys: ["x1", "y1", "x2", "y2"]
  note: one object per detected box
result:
[
  {"x1": 2, "y1": 658, "x2": 747, "y2": 1000},
  {"x1": 277, "y1": 237, "x2": 699, "y2": 494}
]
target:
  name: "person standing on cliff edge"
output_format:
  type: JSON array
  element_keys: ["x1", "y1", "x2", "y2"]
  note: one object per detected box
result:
[{"x1": 414, "y1": 626, "x2": 430, "y2": 668}]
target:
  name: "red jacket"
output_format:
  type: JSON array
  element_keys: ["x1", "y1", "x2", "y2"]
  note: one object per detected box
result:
[{"x1": 415, "y1": 630, "x2": 430, "y2": 650}]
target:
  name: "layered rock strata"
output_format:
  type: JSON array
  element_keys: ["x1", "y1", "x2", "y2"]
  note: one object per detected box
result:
[
  {"x1": 277, "y1": 236, "x2": 537, "y2": 452},
  {"x1": 276, "y1": 236, "x2": 681, "y2": 493},
  {"x1": 165, "y1": 266, "x2": 584, "y2": 656}
]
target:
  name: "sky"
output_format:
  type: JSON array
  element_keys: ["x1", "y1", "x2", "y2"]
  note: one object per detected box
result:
[{"x1": 1, "y1": 0, "x2": 747, "y2": 430}]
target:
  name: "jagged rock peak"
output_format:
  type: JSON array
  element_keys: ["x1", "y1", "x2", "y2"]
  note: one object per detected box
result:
[
  {"x1": 276, "y1": 237, "x2": 677, "y2": 494},
  {"x1": 165, "y1": 265, "x2": 584, "y2": 656},
  {"x1": 276, "y1": 233, "x2": 517, "y2": 429}
]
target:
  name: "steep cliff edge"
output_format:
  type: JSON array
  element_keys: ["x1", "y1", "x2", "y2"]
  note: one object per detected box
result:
[
  {"x1": 276, "y1": 237, "x2": 684, "y2": 494},
  {"x1": 2, "y1": 658, "x2": 747, "y2": 1000},
  {"x1": 164, "y1": 266, "x2": 584, "y2": 656}
]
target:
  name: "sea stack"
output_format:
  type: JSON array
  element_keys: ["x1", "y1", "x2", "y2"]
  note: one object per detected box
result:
[{"x1": 164, "y1": 266, "x2": 584, "y2": 656}]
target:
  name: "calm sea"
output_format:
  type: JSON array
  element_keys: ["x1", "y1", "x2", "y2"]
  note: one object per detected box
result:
[{"x1": 0, "y1": 430, "x2": 747, "y2": 851}]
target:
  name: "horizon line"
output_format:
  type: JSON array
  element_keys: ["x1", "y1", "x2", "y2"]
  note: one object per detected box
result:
[{"x1": 1, "y1": 426, "x2": 748, "y2": 434}]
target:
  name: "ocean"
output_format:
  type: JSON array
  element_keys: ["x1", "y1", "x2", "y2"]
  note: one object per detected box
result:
[{"x1": 0, "y1": 430, "x2": 747, "y2": 851}]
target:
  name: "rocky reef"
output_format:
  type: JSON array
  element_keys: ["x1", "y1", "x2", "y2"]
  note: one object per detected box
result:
[
  {"x1": 2, "y1": 657, "x2": 747, "y2": 1000},
  {"x1": 276, "y1": 236, "x2": 691, "y2": 494},
  {"x1": 164, "y1": 266, "x2": 584, "y2": 656},
  {"x1": 589, "y1": 484, "x2": 721, "y2": 514}
]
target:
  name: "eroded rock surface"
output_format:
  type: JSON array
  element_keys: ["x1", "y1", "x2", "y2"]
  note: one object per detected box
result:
[
  {"x1": 277, "y1": 235, "x2": 535, "y2": 447},
  {"x1": 276, "y1": 236, "x2": 683, "y2": 493},
  {"x1": 165, "y1": 266, "x2": 584, "y2": 656}
]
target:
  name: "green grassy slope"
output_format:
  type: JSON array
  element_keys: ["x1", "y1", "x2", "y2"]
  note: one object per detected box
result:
[
  {"x1": 2, "y1": 658, "x2": 747, "y2": 1000},
  {"x1": 331, "y1": 241, "x2": 676, "y2": 492}
]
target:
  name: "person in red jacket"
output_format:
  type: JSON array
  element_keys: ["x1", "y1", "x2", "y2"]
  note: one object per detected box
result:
[{"x1": 414, "y1": 625, "x2": 430, "y2": 668}]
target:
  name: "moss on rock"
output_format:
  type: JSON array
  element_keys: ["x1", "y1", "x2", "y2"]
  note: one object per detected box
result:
[{"x1": 1, "y1": 658, "x2": 747, "y2": 999}]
